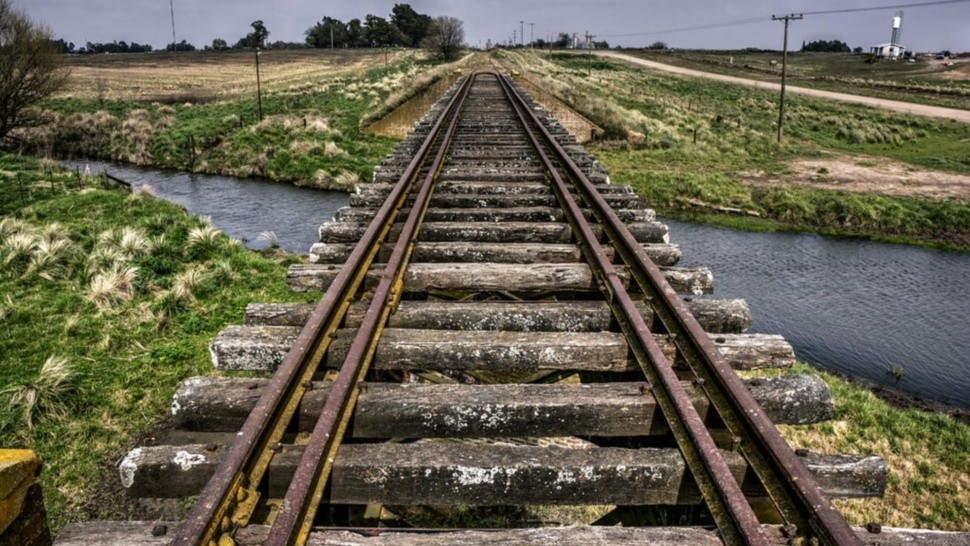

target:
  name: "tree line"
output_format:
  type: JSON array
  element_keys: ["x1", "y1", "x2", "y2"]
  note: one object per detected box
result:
[{"x1": 48, "y1": 4, "x2": 442, "y2": 54}]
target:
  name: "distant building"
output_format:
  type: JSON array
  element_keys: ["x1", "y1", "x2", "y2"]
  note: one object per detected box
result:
[{"x1": 870, "y1": 43, "x2": 905, "y2": 60}]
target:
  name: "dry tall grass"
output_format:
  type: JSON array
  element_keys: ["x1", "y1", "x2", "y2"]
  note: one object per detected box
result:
[{"x1": 3, "y1": 356, "x2": 75, "y2": 430}]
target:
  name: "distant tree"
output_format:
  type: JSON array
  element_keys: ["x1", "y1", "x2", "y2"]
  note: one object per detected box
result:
[
  {"x1": 853, "y1": 46, "x2": 863, "y2": 54},
  {"x1": 235, "y1": 20, "x2": 269, "y2": 49},
  {"x1": 364, "y1": 14, "x2": 405, "y2": 48},
  {"x1": 305, "y1": 16, "x2": 348, "y2": 48},
  {"x1": 391, "y1": 3, "x2": 431, "y2": 47},
  {"x1": 249, "y1": 20, "x2": 269, "y2": 48},
  {"x1": 593, "y1": 40, "x2": 609, "y2": 49},
  {"x1": 49, "y1": 38, "x2": 74, "y2": 54},
  {"x1": 554, "y1": 33, "x2": 570, "y2": 48},
  {"x1": 212, "y1": 38, "x2": 228, "y2": 51},
  {"x1": 422, "y1": 16, "x2": 464, "y2": 61},
  {"x1": 0, "y1": 0, "x2": 67, "y2": 143},
  {"x1": 801, "y1": 39, "x2": 850, "y2": 53},
  {"x1": 647, "y1": 41, "x2": 667, "y2": 50},
  {"x1": 166, "y1": 39, "x2": 196, "y2": 52},
  {"x1": 347, "y1": 18, "x2": 363, "y2": 47}
]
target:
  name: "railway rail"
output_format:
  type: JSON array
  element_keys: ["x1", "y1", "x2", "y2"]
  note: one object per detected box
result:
[{"x1": 55, "y1": 72, "x2": 934, "y2": 545}]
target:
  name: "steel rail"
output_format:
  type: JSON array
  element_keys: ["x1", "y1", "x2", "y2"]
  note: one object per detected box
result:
[
  {"x1": 172, "y1": 75, "x2": 474, "y2": 546},
  {"x1": 497, "y1": 73, "x2": 861, "y2": 546},
  {"x1": 496, "y1": 74, "x2": 768, "y2": 546},
  {"x1": 264, "y1": 73, "x2": 476, "y2": 546}
]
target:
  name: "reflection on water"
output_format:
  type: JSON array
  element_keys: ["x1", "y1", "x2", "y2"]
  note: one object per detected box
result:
[
  {"x1": 666, "y1": 218, "x2": 970, "y2": 409},
  {"x1": 62, "y1": 161, "x2": 348, "y2": 253}
]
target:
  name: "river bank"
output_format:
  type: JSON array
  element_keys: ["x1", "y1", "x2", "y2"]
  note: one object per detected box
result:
[
  {"x1": 497, "y1": 49, "x2": 970, "y2": 252},
  {"x1": 3, "y1": 153, "x2": 969, "y2": 530},
  {"x1": 0, "y1": 153, "x2": 316, "y2": 532}
]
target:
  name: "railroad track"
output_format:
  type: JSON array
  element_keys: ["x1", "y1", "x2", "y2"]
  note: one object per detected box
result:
[{"x1": 57, "y1": 72, "x2": 915, "y2": 545}]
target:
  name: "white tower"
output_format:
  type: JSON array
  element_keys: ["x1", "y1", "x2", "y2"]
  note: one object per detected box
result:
[{"x1": 890, "y1": 10, "x2": 903, "y2": 47}]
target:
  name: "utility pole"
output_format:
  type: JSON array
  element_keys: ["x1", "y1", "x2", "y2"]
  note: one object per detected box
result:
[
  {"x1": 168, "y1": 0, "x2": 177, "y2": 51},
  {"x1": 585, "y1": 31, "x2": 595, "y2": 77},
  {"x1": 513, "y1": 30, "x2": 516, "y2": 47},
  {"x1": 254, "y1": 48, "x2": 263, "y2": 122},
  {"x1": 529, "y1": 22, "x2": 535, "y2": 48},
  {"x1": 330, "y1": 26, "x2": 334, "y2": 49},
  {"x1": 771, "y1": 13, "x2": 802, "y2": 143},
  {"x1": 520, "y1": 21, "x2": 524, "y2": 46}
]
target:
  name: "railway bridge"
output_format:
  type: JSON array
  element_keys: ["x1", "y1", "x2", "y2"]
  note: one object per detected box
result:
[{"x1": 47, "y1": 72, "x2": 966, "y2": 545}]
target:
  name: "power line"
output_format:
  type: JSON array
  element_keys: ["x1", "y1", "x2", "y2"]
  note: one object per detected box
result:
[
  {"x1": 800, "y1": 0, "x2": 969, "y2": 16},
  {"x1": 598, "y1": 17, "x2": 766, "y2": 38},
  {"x1": 595, "y1": 0, "x2": 970, "y2": 38}
]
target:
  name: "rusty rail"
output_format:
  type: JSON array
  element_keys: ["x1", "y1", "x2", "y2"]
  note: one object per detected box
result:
[
  {"x1": 172, "y1": 74, "x2": 475, "y2": 546},
  {"x1": 172, "y1": 71, "x2": 860, "y2": 546},
  {"x1": 263, "y1": 74, "x2": 475, "y2": 546},
  {"x1": 496, "y1": 73, "x2": 861, "y2": 546}
]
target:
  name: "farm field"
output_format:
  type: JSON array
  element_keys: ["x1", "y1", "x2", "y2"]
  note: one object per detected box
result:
[
  {"x1": 498, "y1": 49, "x2": 970, "y2": 250},
  {"x1": 20, "y1": 49, "x2": 472, "y2": 190},
  {"x1": 59, "y1": 48, "x2": 408, "y2": 103},
  {"x1": 623, "y1": 50, "x2": 970, "y2": 111}
]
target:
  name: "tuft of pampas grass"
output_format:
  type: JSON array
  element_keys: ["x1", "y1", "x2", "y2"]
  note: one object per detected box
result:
[
  {"x1": 289, "y1": 140, "x2": 320, "y2": 155},
  {"x1": 323, "y1": 141, "x2": 345, "y2": 158},
  {"x1": 3, "y1": 356, "x2": 74, "y2": 430},
  {"x1": 187, "y1": 225, "x2": 223, "y2": 250},
  {"x1": 257, "y1": 231, "x2": 280, "y2": 248},
  {"x1": 333, "y1": 170, "x2": 360, "y2": 190},
  {"x1": 118, "y1": 227, "x2": 152, "y2": 257},
  {"x1": 28, "y1": 237, "x2": 73, "y2": 280},
  {"x1": 170, "y1": 266, "x2": 205, "y2": 303},
  {"x1": 88, "y1": 265, "x2": 139, "y2": 309}
]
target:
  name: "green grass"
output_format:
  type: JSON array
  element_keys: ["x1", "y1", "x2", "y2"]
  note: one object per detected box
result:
[
  {"x1": 624, "y1": 50, "x2": 970, "y2": 110},
  {"x1": 0, "y1": 153, "x2": 317, "y2": 532},
  {"x1": 748, "y1": 363, "x2": 970, "y2": 530},
  {"x1": 23, "y1": 55, "x2": 452, "y2": 189},
  {"x1": 596, "y1": 147, "x2": 970, "y2": 250},
  {"x1": 498, "y1": 50, "x2": 970, "y2": 250}
]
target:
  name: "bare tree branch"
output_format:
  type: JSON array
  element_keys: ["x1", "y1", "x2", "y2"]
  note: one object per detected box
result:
[
  {"x1": 422, "y1": 16, "x2": 465, "y2": 62},
  {"x1": 0, "y1": 0, "x2": 67, "y2": 143}
]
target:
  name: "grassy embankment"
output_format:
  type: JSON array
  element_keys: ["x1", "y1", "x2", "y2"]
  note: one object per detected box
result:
[
  {"x1": 748, "y1": 363, "x2": 969, "y2": 530},
  {"x1": 624, "y1": 50, "x2": 970, "y2": 111},
  {"x1": 18, "y1": 49, "x2": 468, "y2": 190},
  {"x1": 0, "y1": 153, "x2": 317, "y2": 532},
  {"x1": 499, "y1": 50, "x2": 970, "y2": 250},
  {"x1": 2, "y1": 163, "x2": 968, "y2": 533}
]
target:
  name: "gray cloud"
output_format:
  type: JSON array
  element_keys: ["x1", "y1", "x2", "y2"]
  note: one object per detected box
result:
[{"x1": 16, "y1": 0, "x2": 970, "y2": 52}]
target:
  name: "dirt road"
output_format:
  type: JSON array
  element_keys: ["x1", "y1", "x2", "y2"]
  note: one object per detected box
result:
[{"x1": 596, "y1": 51, "x2": 970, "y2": 124}]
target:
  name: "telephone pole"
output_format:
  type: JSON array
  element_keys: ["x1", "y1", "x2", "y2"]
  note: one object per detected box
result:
[
  {"x1": 169, "y1": 0, "x2": 177, "y2": 51},
  {"x1": 520, "y1": 21, "x2": 524, "y2": 46},
  {"x1": 772, "y1": 13, "x2": 802, "y2": 143},
  {"x1": 585, "y1": 31, "x2": 595, "y2": 76},
  {"x1": 529, "y1": 22, "x2": 535, "y2": 48}
]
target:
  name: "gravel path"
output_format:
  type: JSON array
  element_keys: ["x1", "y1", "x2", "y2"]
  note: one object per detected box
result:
[{"x1": 596, "y1": 51, "x2": 970, "y2": 124}]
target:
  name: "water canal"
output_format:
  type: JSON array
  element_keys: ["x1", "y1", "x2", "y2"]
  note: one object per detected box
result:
[{"x1": 67, "y1": 161, "x2": 970, "y2": 410}]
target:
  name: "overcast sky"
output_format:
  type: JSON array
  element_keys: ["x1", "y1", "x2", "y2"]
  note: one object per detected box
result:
[{"x1": 16, "y1": 0, "x2": 970, "y2": 53}]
